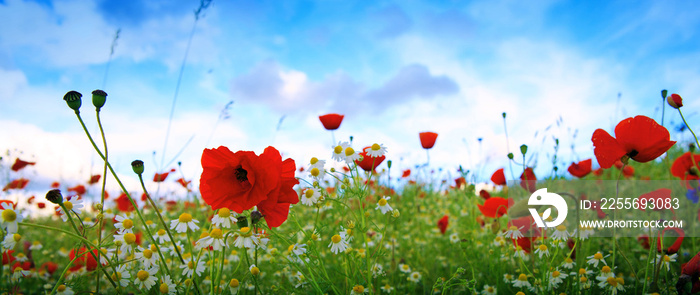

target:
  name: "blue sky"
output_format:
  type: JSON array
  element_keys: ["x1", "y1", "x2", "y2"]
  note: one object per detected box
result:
[{"x1": 1, "y1": 0, "x2": 700, "y2": 196}]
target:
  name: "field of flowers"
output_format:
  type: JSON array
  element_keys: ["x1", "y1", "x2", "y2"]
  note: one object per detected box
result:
[{"x1": 0, "y1": 90, "x2": 699, "y2": 295}]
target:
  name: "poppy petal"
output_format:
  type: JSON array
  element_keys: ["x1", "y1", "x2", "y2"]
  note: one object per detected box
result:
[{"x1": 592, "y1": 129, "x2": 627, "y2": 169}]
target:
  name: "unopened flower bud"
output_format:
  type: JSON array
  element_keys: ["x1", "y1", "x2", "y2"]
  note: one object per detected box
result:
[
  {"x1": 237, "y1": 216, "x2": 248, "y2": 228},
  {"x1": 46, "y1": 189, "x2": 63, "y2": 204},
  {"x1": 502, "y1": 112, "x2": 506, "y2": 119},
  {"x1": 131, "y1": 160, "x2": 144, "y2": 175},
  {"x1": 520, "y1": 145, "x2": 528, "y2": 155},
  {"x1": 91, "y1": 89, "x2": 107, "y2": 110},
  {"x1": 387, "y1": 160, "x2": 392, "y2": 169},
  {"x1": 63, "y1": 91, "x2": 82, "y2": 112},
  {"x1": 661, "y1": 89, "x2": 668, "y2": 99},
  {"x1": 251, "y1": 211, "x2": 263, "y2": 225},
  {"x1": 667, "y1": 93, "x2": 683, "y2": 109},
  {"x1": 507, "y1": 153, "x2": 514, "y2": 160}
]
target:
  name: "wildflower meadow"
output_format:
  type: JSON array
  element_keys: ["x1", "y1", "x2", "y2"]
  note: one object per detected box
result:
[{"x1": 0, "y1": 89, "x2": 699, "y2": 295}]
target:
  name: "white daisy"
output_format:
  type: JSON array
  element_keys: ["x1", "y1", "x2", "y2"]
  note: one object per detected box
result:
[
  {"x1": 513, "y1": 274, "x2": 532, "y2": 289},
  {"x1": 551, "y1": 225, "x2": 573, "y2": 241},
  {"x1": 343, "y1": 146, "x2": 361, "y2": 164},
  {"x1": 155, "y1": 228, "x2": 169, "y2": 244},
  {"x1": 181, "y1": 258, "x2": 206, "y2": 278},
  {"x1": 534, "y1": 244, "x2": 550, "y2": 258},
  {"x1": 398, "y1": 263, "x2": 411, "y2": 273},
  {"x1": 408, "y1": 271, "x2": 421, "y2": 283},
  {"x1": 114, "y1": 214, "x2": 136, "y2": 233},
  {"x1": 578, "y1": 225, "x2": 595, "y2": 240},
  {"x1": 196, "y1": 228, "x2": 227, "y2": 251},
  {"x1": 656, "y1": 253, "x2": 677, "y2": 271},
  {"x1": 134, "y1": 266, "x2": 159, "y2": 290},
  {"x1": 55, "y1": 196, "x2": 83, "y2": 222},
  {"x1": 211, "y1": 208, "x2": 237, "y2": 228},
  {"x1": 11, "y1": 265, "x2": 30, "y2": 282},
  {"x1": 114, "y1": 232, "x2": 137, "y2": 254},
  {"x1": 288, "y1": 243, "x2": 306, "y2": 256},
  {"x1": 502, "y1": 225, "x2": 525, "y2": 239},
  {"x1": 232, "y1": 227, "x2": 259, "y2": 249},
  {"x1": 55, "y1": 284, "x2": 74, "y2": 295},
  {"x1": 2, "y1": 233, "x2": 20, "y2": 249},
  {"x1": 112, "y1": 264, "x2": 131, "y2": 287},
  {"x1": 549, "y1": 269, "x2": 568, "y2": 289},
  {"x1": 29, "y1": 241, "x2": 42, "y2": 251},
  {"x1": 301, "y1": 188, "x2": 322, "y2": 206},
  {"x1": 380, "y1": 284, "x2": 394, "y2": 293},
  {"x1": 449, "y1": 233, "x2": 460, "y2": 243},
  {"x1": 371, "y1": 263, "x2": 385, "y2": 278},
  {"x1": 308, "y1": 157, "x2": 326, "y2": 180},
  {"x1": 350, "y1": 285, "x2": 369, "y2": 294},
  {"x1": 481, "y1": 284, "x2": 497, "y2": 295},
  {"x1": 375, "y1": 196, "x2": 393, "y2": 214},
  {"x1": 134, "y1": 246, "x2": 158, "y2": 268},
  {"x1": 328, "y1": 234, "x2": 350, "y2": 254},
  {"x1": 595, "y1": 266, "x2": 615, "y2": 283},
  {"x1": 229, "y1": 278, "x2": 240, "y2": 294},
  {"x1": 331, "y1": 142, "x2": 351, "y2": 162},
  {"x1": 158, "y1": 275, "x2": 177, "y2": 295},
  {"x1": 249, "y1": 264, "x2": 260, "y2": 276},
  {"x1": 0, "y1": 202, "x2": 22, "y2": 232},
  {"x1": 587, "y1": 251, "x2": 609, "y2": 267},
  {"x1": 366, "y1": 143, "x2": 387, "y2": 157},
  {"x1": 170, "y1": 213, "x2": 199, "y2": 233}
]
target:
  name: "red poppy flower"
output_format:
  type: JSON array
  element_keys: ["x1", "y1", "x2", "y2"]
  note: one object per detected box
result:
[
  {"x1": 477, "y1": 197, "x2": 513, "y2": 218},
  {"x1": 419, "y1": 132, "x2": 438, "y2": 149},
  {"x1": 153, "y1": 168, "x2": 176, "y2": 182},
  {"x1": 668, "y1": 93, "x2": 683, "y2": 109},
  {"x1": 318, "y1": 113, "x2": 344, "y2": 130},
  {"x1": 2, "y1": 250, "x2": 15, "y2": 265},
  {"x1": 479, "y1": 190, "x2": 491, "y2": 200},
  {"x1": 622, "y1": 165, "x2": 634, "y2": 178},
  {"x1": 200, "y1": 146, "x2": 299, "y2": 228},
  {"x1": 67, "y1": 184, "x2": 86, "y2": 196},
  {"x1": 491, "y1": 168, "x2": 506, "y2": 186},
  {"x1": 658, "y1": 227, "x2": 684, "y2": 254},
  {"x1": 88, "y1": 174, "x2": 101, "y2": 185},
  {"x1": 115, "y1": 193, "x2": 135, "y2": 212},
  {"x1": 401, "y1": 169, "x2": 411, "y2": 178},
  {"x1": 568, "y1": 159, "x2": 592, "y2": 178},
  {"x1": 520, "y1": 168, "x2": 536, "y2": 193},
  {"x1": 41, "y1": 261, "x2": 58, "y2": 275},
  {"x1": 69, "y1": 247, "x2": 101, "y2": 271},
  {"x1": 592, "y1": 115, "x2": 675, "y2": 169},
  {"x1": 176, "y1": 178, "x2": 191, "y2": 189},
  {"x1": 671, "y1": 152, "x2": 700, "y2": 187},
  {"x1": 636, "y1": 188, "x2": 673, "y2": 212},
  {"x1": 680, "y1": 251, "x2": 700, "y2": 293},
  {"x1": 50, "y1": 181, "x2": 60, "y2": 188},
  {"x1": 3, "y1": 178, "x2": 29, "y2": 191},
  {"x1": 452, "y1": 177, "x2": 465, "y2": 189},
  {"x1": 437, "y1": 215, "x2": 448, "y2": 234},
  {"x1": 355, "y1": 146, "x2": 385, "y2": 172},
  {"x1": 11, "y1": 158, "x2": 35, "y2": 172},
  {"x1": 37, "y1": 202, "x2": 46, "y2": 209},
  {"x1": 638, "y1": 235, "x2": 650, "y2": 250}
]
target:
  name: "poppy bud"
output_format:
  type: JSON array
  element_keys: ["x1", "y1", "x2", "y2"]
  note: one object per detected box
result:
[
  {"x1": 690, "y1": 144, "x2": 696, "y2": 152},
  {"x1": 250, "y1": 211, "x2": 263, "y2": 225},
  {"x1": 502, "y1": 112, "x2": 506, "y2": 119},
  {"x1": 661, "y1": 89, "x2": 668, "y2": 99},
  {"x1": 236, "y1": 216, "x2": 248, "y2": 228},
  {"x1": 667, "y1": 93, "x2": 683, "y2": 109},
  {"x1": 520, "y1": 144, "x2": 528, "y2": 155},
  {"x1": 63, "y1": 91, "x2": 82, "y2": 112},
  {"x1": 131, "y1": 160, "x2": 144, "y2": 175},
  {"x1": 91, "y1": 89, "x2": 107, "y2": 110},
  {"x1": 46, "y1": 189, "x2": 63, "y2": 204},
  {"x1": 507, "y1": 153, "x2": 514, "y2": 160},
  {"x1": 387, "y1": 160, "x2": 392, "y2": 169}
]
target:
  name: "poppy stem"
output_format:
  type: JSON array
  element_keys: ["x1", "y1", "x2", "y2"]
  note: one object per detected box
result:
[
  {"x1": 679, "y1": 109, "x2": 700, "y2": 150},
  {"x1": 95, "y1": 109, "x2": 109, "y2": 295},
  {"x1": 426, "y1": 149, "x2": 430, "y2": 166}
]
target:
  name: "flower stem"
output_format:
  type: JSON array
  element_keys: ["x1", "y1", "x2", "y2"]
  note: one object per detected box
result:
[
  {"x1": 95, "y1": 109, "x2": 109, "y2": 295},
  {"x1": 679, "y1": 109, "x2": 700, "y2": 149}
]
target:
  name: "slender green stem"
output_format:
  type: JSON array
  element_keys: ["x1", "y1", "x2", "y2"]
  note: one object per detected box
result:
[
  {"x1": 679, "y1": 109, "x2": 700, "y2": 149},
  {"x1": 95, "y1": 109, "x2": 109, "y2": 294},
  {"x1": 49, "y1": 252, "x2": 84, "y2": 295}
]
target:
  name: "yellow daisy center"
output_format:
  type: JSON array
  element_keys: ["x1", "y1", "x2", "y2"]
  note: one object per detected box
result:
[
  {"x1": 240, "y1": 227, "x2": 252, "y2": 237},
  {"x1": 344, "y1": 147, "x2": 355, "y2": 156},
  {"x1": 663, "y1": 255, "x2": 671, "y2": 262},
  {"x1": 601, "y1": 266, "x2": 611, "y2": 273},
  {"x1": 518, "y1": 274, "x2": 528, "y2": 281},
  {"x1": 616, "y1": 277, "x2": 624, "y2": 285},
  {"x1": 556, "y1": 225, "x2": 566, "y2": 231},
  {"x1": 137, "y1": 270, "x2": 149, "y2": 281},
  {"x1": 112, "y1": 272, "x2": 122, "y2": 281},
  {"x1": 311, "y1": 233, "x2": 319, "y2": 240},
  {"x1": 578, "y1": 268, "x2": 587, "y2": 275},
  {"x1": 310, "y1": 167, "x2": 320, "y2": 177},
  {"x1": 310, "y1": 157, "x2": 319, "y2": 165},
  {"x1": 378, "y1": 198, "x2": 387, "y2": 206},
  {"x1": 63, "y1": 201, "x2": 73, "y2": 211},
  {"x1": 188, "y1": 261, "x2": 195, "y2": 269},
  {"x1": 580, "y1": 276, "x2": 588, "y2": 283},
  {"x1": 509, "y1": 226, "x2": 518, "y2": 231},
  {"x1": 305, "y1": 189, "x2": 315, "y2": 198},
  {"x1": 353, "y1": 285, "x2": 365, "y2": 293},
  {"x1": 486, "y1": 286, "x2": 494, "y2": 292},
  {"x1": 57, "y1": 285, "x2": 66, "y2": 292},
  {"x1": 594, "y1": 253, "x2": 603, "y2": 260},
  {"x1": 143, "y1": 249, "x2": 153, "y2": 259},
  {"x1": 159, "y1": 283, "x2": 169, "y2": 293},
  {"x1": 150, "y1": 244, "x2": 157, "y2": 252},
  {"x1": 1, "y1": 209, "x2": 16, "y2": 222},
  {"x1": 538, "y1": 245, "x2": 547, "y2": 251},
  {"x1": 178, "y1": 213, "x2": 193, "y2": 223},
  {"x1": 157, "y1": 229, "x2": 166, "y2": 236},
  {"x1": 331, "y1": 234, "x2": 342, "y2": 243},
  {"x1": 229, "y1": 278, "x2": 239, "y2": 288},
  {"x1": 250, "y1": 266, "x2": 260, "y2": 275},
  {"x1": 210, "y1": 228, "x2": 223, "y2": 239},
  {"x1": 606, "y1": 277, "x2": 617, "y2": 287},
  {"x1": 124, "y1": 233, "x2": 136, "y2": 245},
  {"x1": 12, "y1": 234, "x2": 21, "y2": 242},
  {"x1": 334, "y1": 145, "x2": 343, "y2": 154},
  {"x1": 565, "y1": 258, "x2": 573, "y2": 263},
  {"x1": 218, "y1": 208, "x2": 231, "y2": 218},
  {"x1": 371, "y1": 143, "x2": 381, "y2": 151},
  {"x1": 516, "y1": 292, "x2": 525, "y2": 295},
  {"x1": 122, "y1": 219, "x2": 134, "y2": 229},
  {"x1": 552, "y1": 270, "x2": 560, "y2": 278}
]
